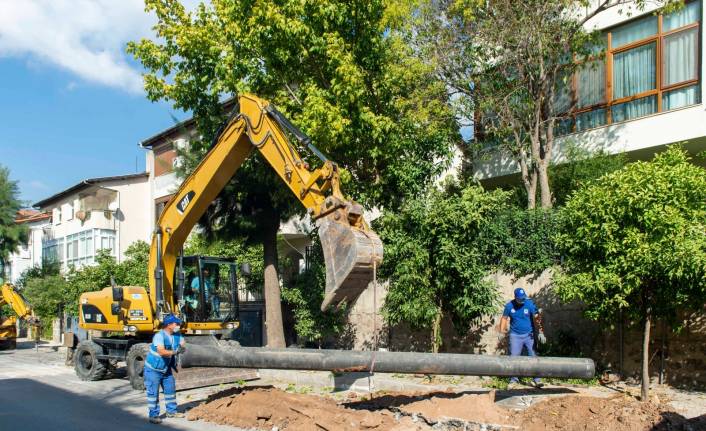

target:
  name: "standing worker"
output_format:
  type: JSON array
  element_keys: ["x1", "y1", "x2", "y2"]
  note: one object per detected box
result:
[
  {"x1": 144, "y1": 314, "x2": 186, "y2": 424},
  {"x1": 497, "y1": 287, "x2": 547, "y2": 388}
]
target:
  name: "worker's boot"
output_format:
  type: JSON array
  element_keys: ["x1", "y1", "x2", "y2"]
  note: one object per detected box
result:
[
  {"x1": 149, "y1": 417, "x2": 162, "y2": 424},
  {"x1": 166, "y1": 412, "x2": 185, "y2": 418}
]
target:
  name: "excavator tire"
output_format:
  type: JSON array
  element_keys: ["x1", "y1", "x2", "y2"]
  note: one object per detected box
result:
[
  {"x1": 74, "y1": 339, "x2": 108, "y2": 381},
  {"x1": 126, "y1": 343, "x2": 149, "y2": 390},
  {"x1": 0, "y1": 339, "x2": 16, "y2": 350}
]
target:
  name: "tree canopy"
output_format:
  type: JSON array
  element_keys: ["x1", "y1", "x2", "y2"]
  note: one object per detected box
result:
[
  {"x1": 0, "y1": 165, "x2": 27, "y2": 280},
  {"x1": 556, "y1": 146, "x2": 706, "y2": 399}
]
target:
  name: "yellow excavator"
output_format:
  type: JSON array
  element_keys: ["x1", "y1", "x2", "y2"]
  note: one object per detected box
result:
[
  {"x1": 0, "y1": 283, "x2": 40, "y2": 350},
  {"x1": 71, "y1": 94, "x2": 383, "y2": 389}
]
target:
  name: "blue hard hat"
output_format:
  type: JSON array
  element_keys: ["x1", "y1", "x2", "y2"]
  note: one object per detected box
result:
[
  {"x1": 162, "y1": 314, "x2": 183, "y2": 326},
  {"x1": 514, "y1": 288, "x2": 528, "y2": 300}
]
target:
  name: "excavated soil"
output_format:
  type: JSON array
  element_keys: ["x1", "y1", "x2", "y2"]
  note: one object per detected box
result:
[
  {"x1": 187, "y1": 386, "x2": 706, "y2": 431},
  {"x1": 514, "y1": 394, "x2": 706, "y2": 431}
]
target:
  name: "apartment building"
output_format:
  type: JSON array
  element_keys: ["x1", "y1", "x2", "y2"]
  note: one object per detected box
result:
[
  {"x1": 2, "y1": 210, "x2": 51, "y2": 284},
  {"x1": 474, "y1": 0, "x2": 706, "y2": 183},
  {"x1": 33, "y1": 173, "x2": 150, "y2": 270}
]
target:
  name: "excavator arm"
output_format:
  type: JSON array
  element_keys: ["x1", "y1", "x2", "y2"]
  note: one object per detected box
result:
[
  {"x1": 149, "y1": 94, "x2": 382, "y2": 321},
  {"x1": 1, "y1": 283, "x2": 38, "y2": 324}
]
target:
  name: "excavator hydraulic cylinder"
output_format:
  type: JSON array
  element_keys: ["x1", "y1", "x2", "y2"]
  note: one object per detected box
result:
[{"x1": 181, "y1": 343, "x2": 595, "y2": 379}]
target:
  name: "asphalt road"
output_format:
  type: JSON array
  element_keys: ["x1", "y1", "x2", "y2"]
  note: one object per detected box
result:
[{"x1": 0, "y1": 340, "x2": 241, "y2": 431}]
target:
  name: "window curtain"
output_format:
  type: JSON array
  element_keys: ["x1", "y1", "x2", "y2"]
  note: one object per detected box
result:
[
  {"x1": 613, "y1": 42, "x2": 656, "y2": 99},
  {"x1": 663, "y1": 28, "x2": 698, "y2": 86},
  {"x1": 612, "y1": 15, "x2": 657, "y2": 48},
  {"x1": 576, "y1": 109, "x2": 606, "y2": 131},
  {"x1": 612, "y1": 96, "x2": 656, "y2": 122},
  {"x1": 663, "y1": 84, "x2": 700, "y2": 110},
  {"x1": 663, "y1": 1, "x2": 700, "y2": 32},
  {"x1": 577, "y1": 60, "x2": 606, "y2": 108}
]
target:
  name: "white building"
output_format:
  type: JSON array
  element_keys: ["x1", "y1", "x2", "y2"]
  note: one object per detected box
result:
[
  {"x1": 3, "y1": 210, "x2": 51, "y2": 284},
  {"x1": 33, "y1": 173, "x2": 151, "y2": 270},
  {"x1": 474, "y1": 0, "x2": 706, "y2": 183}
]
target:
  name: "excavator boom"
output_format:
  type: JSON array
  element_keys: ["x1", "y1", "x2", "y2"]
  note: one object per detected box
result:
[
  {"x1": 149, "y1": 94, "x2": 382, "y2": 321},
  {"x1": 1, "y1": 283, "x2": 39, "y2": 349}
]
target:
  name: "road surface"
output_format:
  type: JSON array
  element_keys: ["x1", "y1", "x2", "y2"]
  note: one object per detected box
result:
[{"x1": 0, "y1": 340, "x2": 242, "y2": 431}]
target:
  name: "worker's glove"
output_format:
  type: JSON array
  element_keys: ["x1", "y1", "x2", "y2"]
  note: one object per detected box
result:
[
  {"x1": 176, "y1": 345, "x2": 186, "y2": 355},
  {"x1": 537, "y1": 332, "x2": 547, "y2": 344}
]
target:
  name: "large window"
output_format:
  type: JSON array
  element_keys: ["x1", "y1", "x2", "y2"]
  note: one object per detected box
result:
[
  {"x1": 65, "y1": 229, "x2": 116, "y2": 268},
  {"x1": 42, "y1": 229, "x2": 116, "y2": 268},
  {"x1": 559, "y1": 1, "x2": 701, "y2": 134}
]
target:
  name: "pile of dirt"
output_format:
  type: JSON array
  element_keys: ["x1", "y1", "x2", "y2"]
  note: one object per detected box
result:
[
  {"x1": 347, "y1": 389, "x2": 510, "y2": 426},
  {"x1": 188, "y1": 387, "x2": 706, "y2": 431},
  {"x1": 513, "y1": 394, "x2": 705, "y2": 431},
  {"x1": 186, "y1": 386, "x2": 423, "y2": 431}
]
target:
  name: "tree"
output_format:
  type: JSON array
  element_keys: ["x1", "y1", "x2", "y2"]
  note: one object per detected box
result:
[
  {"x1": 556, "y1": 147, "x2": 706, "y2": 401},
  {"x1": 128, "y1": 0, "x2": 457, "y2": 346},
  {"x1": 378, "y1": 180, "x2": 507, "y2": 352},
  {"x1": 417, "y1": 0, "x2": 677, "y2": 209},
  {"x1": 0, "y1": 165, "x2": 27, "y2": 280}
]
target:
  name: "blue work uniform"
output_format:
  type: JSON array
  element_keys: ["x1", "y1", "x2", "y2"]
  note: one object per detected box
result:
[
  {"x1": 144, "y1": 330, "x2": 182, "y2": 418},
  {"x1": 502, "y1": 299, "x2": 540, "y2": 383}
]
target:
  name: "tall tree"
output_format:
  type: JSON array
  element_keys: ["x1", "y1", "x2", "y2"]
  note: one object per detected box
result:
[
  {"x1": 128, "y1": 0, "x2": 457, "y2": 346},
  {"x1": 0, "y1": 166, "x2": 27, "y2": 281},
  {"x1": 556, "y1": 147, "x2": 706, "y2": 401},
  {"x1": 417, "y1": 0, "x2": 678, "y2": 209},
  {"x1": 378, "y1": 180, "x2": 506, "y2": 352}
]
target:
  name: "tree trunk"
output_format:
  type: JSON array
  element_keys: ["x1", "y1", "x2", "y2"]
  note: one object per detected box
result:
[
  {"x1": 263, "y1": 216, "x2": 285, "y2": 348},
  {"x1": 641, "y1": 291, "x2": 652, "y2": 401},
  {"x1": 431, "y1": 301, "x2": 443, "y2": 353},
  {"x1": 537, "y1": 159, "x2": 552, "y2": 208}
]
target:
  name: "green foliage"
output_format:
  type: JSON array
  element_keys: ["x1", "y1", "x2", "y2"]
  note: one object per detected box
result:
[
  {"x1": 280, "y1": 235, "x2": 346, "y2": 346},
  {"x1": 551, "y1": 145, "x2": 628, "y2": 206},
  {"x1": 127, "y1": 0, "x2": 457, "y2": 212},
  {"x1": 556, "y1": 146, "x2": 706, "y2": 322},
  {"x1": 476, "y1": 208, "x2": 559, "y2": 276},
  {"x1": 378, "y1": 180, "x2": 507, "y2": 351},
  {"x1": 0, "y1": 165, "x2": 27, "y2": 277},
  {"x1": 23, "y1": 275, "x2": 69, "y2": 321}
]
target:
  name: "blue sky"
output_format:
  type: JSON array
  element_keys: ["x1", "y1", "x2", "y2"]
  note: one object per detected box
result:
[{"x1": 0, "y1": 0, "x2": 193, "y2": 206}]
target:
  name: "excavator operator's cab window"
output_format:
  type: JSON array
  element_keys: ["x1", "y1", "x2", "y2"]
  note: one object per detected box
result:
[{"x1": 175, "y1": 256, "x2": 238, "y2": 323}]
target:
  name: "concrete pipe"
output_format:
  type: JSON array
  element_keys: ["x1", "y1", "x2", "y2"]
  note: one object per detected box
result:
[{"x1": 181, "y1": 344, "x2": 595, "y2": 379}]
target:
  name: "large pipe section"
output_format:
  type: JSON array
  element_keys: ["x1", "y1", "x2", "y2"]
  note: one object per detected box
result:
[{"x1": 181, "y1": 344, "x2": 595, "y2": 379}]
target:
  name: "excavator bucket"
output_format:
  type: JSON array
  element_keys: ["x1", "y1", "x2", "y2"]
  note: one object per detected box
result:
[{"x1": 317, "y1": 215, "x2": 383, "y2": 311}]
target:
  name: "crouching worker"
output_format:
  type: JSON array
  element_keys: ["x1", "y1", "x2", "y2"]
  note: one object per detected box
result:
[{"x1": 144, "y1": 314, "x2": 186, "y2": 424}]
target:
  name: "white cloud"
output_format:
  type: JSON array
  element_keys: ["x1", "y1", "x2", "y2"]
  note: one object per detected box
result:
[{"x1": 0, "y1": 0, "x2": 156, "y2": 94}]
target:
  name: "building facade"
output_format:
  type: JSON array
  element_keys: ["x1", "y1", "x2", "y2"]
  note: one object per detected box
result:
[
  {"x1": 474, "y1": 0, "x2": 705, "y2": 183},
  {"x1": 33, "y1": 173, "x2": 151, "y2": 271},
  {"x1": 3, "y1": 210, "x2": 51, "y2": 284}
]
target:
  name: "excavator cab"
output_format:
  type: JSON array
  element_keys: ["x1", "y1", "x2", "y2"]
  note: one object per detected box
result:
[{"x1": 174, "y1": 255, "x2": 243, "y2": 326}]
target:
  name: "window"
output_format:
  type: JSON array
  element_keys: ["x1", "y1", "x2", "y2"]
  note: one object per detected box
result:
[
  {"x1": 53, "y1": 207, "x2": 62, "y2": 225},
  {"x1": 66, "y1": 201, "x2": 75, "y2": 221},
  {"x1": 53, "y1": 229, "x2": 116, "y2": 268},
  {"x1": 557, "y1": 1, "x2": 701, "y2": 134}
]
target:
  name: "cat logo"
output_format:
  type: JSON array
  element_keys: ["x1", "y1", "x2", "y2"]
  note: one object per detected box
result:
[{"x1": 176, "y1": 191, "x2": 196, "y2": 214}]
